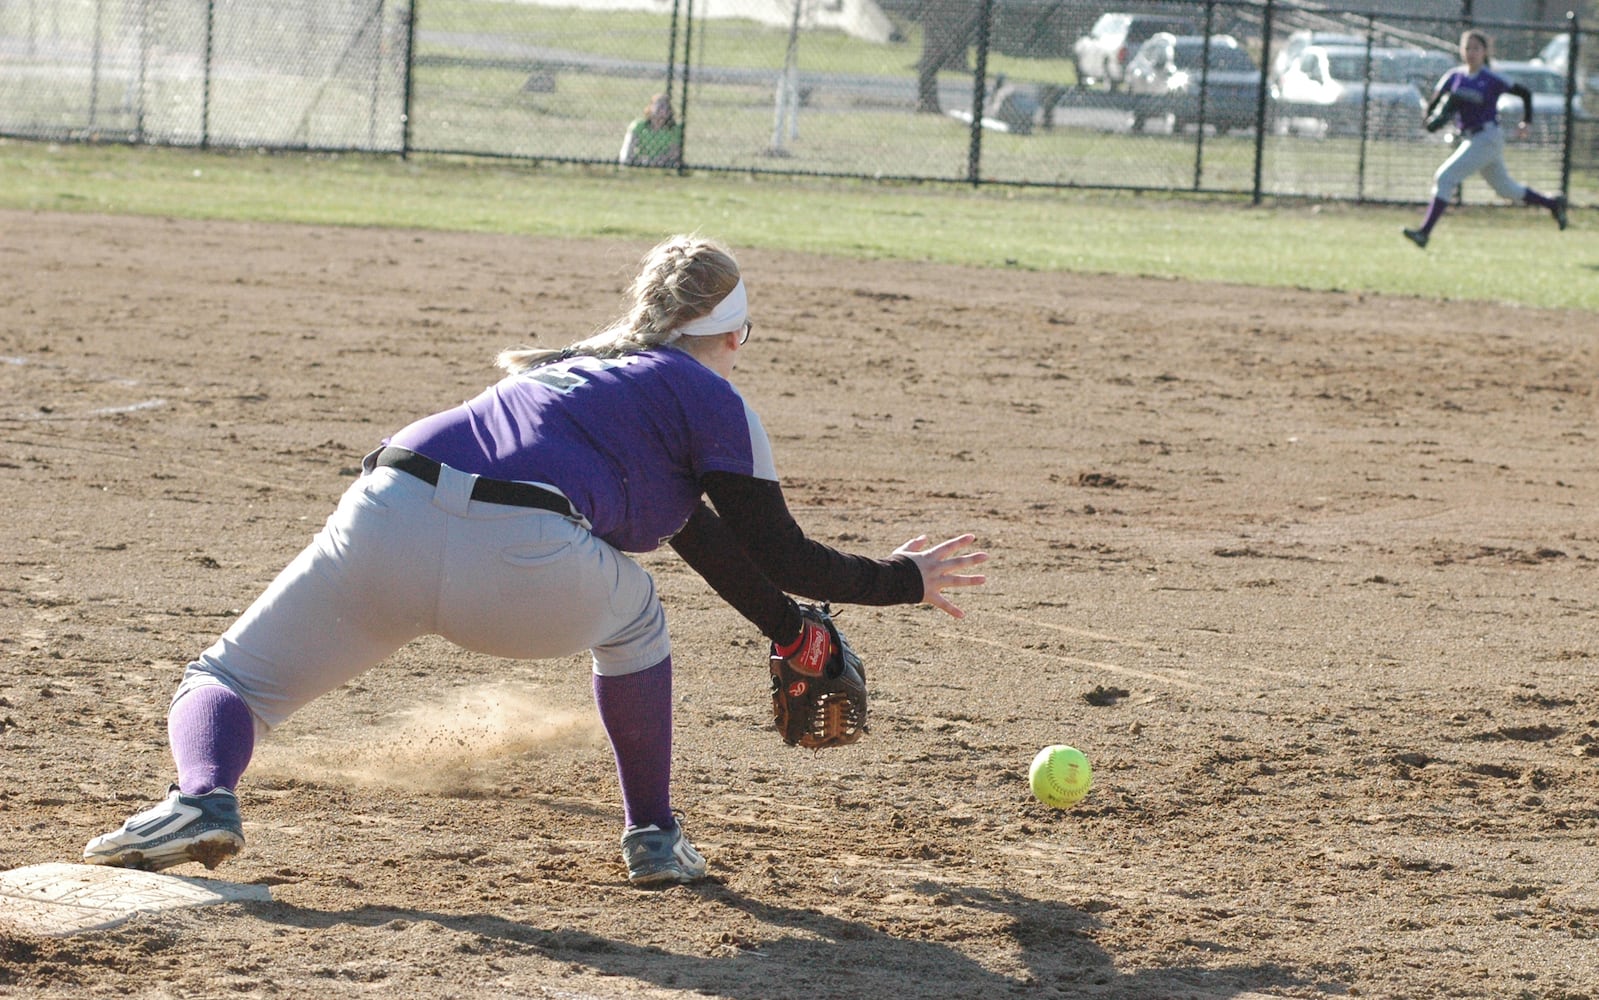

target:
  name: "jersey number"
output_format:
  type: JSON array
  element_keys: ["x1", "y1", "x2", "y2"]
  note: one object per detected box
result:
[{"x1": 526, "y1": 354, "x2": 640, "y2": 395}]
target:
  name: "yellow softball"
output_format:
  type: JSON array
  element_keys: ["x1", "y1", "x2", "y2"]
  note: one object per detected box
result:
[{"x1": 1029, "y1": 745, "x2": 1092, "y2": 808}]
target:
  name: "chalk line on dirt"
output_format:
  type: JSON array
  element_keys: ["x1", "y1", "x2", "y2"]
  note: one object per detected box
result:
[
  {"x1": 982, "y1": 610, "x2": 1164, "y2": 650},
  {"x1": 940, "y1": 630, "x2": 1200, "y2": 690}
]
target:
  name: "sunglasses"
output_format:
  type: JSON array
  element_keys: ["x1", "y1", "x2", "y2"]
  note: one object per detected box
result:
[{"x1": 739, "y1": 320, "x2": 753, "y2": 345}]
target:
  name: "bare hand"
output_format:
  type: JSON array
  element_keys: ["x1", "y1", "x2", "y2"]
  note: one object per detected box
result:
[
  {"x1": 1516, "y1": 121, "x2": 1530, "y2": 140},
  {"x1": 894, "y1": 533, "x2": 988, "y2": 619}
]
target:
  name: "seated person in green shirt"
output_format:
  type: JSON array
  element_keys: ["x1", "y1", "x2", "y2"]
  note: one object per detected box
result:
[{"x1": 620, "y1": 93, "x2": 683, "y2": 168}]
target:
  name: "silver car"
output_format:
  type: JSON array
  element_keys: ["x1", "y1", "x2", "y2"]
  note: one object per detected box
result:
[
  {"x1": 1491, "y1": 60, "x2": 1589, "y2": 144},
  {"x1": 1272, "y1": 44, "x2": 1427, "y2": 138},
  {"x1": 1532, "y1": 34, "x2": 1576, "y2": 86},
  {"x1": 1391, "y1": 48, "x2": 1456, "y2": 99},
  {"x1": 1072, "y1": 11, "x2": 1198, "y2": 90},
  {"x1": 1125, "y1": 33, "x2": 1263, "y2": 133},
  {"x1": 1268, "y1": 29, "x2": 1365, "y2": 90}
]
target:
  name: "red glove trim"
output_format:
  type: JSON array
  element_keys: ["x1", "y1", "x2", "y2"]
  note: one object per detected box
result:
[{"x1": 777, "y1": 620, "x2": 830, "y2": 676}]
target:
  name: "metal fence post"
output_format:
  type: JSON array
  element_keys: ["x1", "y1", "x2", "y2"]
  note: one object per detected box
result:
[
  {"x1": 1252, "y1": 0, "x2": 1275, "y2": 204},
  {"x1": 201, "y1": 0, "x2": 215, "y2": 149},
  {"x1": 678, "y1": 0, "x2": 695, "y2": 175},
  {"x1": 90, "y1": 0, "x2": 104, "y2": 129},
  {"x1": 967, "y1": 0, "x2": 993, "y2": 186},
  {"x1": 136, "y1": 0, "x2": 151, "y2": 142},
  {"x1": 367, "y1": 0, "x2": 384, "y2": 150},
  {"x1": 1559, "y1": 9, "x2": 1578, "y2": 197},
  {"x1": 665, "y1": 0, "x2": 680, "y2": 106},
  {"x1": 1194, "y1": 0, "x2": 1216, "y2": 191},
  {"x1": 1356, "y1": 16, "x2": 1375, "y2": 200},
  {"x1": 401, "y1": 0, "x2": 417, "y2": 158}
]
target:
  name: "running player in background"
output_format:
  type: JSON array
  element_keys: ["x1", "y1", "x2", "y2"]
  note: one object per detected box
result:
[
  {"x1": 82, "y1": 235, "x2": 988, "y2": 886},
  {"x1": 1403, "y1": 29, "x2": 1568, "y2": 250}
]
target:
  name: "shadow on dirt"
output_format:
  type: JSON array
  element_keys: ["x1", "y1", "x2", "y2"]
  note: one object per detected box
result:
[{"x1": 250, "y1": 881, "x2": 1333, "y2": 999}]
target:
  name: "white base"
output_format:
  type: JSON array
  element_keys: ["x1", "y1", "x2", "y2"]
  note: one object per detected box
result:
[{"x1": 0, "y1": 863, "x2": 270, "y2": 937}]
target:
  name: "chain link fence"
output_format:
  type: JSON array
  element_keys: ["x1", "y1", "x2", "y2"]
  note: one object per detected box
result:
[
  {"x1": 0, "y1": 0, "x2": 410, "y2": 148},
  {"x1": 3, "y1": 0, "x2": 1593, "y2": 207}
]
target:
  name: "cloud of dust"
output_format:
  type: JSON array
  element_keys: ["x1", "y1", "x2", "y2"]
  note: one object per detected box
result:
[{"x1": 254, "y1": 683, "x2": 604, "y2": 795}]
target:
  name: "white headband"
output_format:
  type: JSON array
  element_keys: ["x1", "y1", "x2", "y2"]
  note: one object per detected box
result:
[{"x1": 668, "y1": 278, "x2": 748, "y2": 340}]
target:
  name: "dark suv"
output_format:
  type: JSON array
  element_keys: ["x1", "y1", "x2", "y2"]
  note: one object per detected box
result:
[{"x1": 1073, "y1": 11, "x2": 1199, "y2": 89}]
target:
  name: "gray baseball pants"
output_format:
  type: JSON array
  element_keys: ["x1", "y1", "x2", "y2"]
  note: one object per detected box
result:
[
  {"x1": 1431, "y1": 122, "x2": 1527, "y2": 202},
  {"x1": 173, "y1": 459, "x2": 671, "y2": 732}
]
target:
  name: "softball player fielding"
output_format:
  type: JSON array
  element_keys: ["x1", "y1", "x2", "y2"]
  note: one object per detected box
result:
[
  {"x1": 1404, "y1": 29, "x2": 1568, "y2": 249},
  {"x1": 82, "y1": 235, "x2": 988, "y2": 886}
]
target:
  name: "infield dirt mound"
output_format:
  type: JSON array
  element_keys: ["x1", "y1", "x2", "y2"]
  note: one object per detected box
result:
[{"x1": 2, "y1": 209, "x2": 1596, "y2": 999}]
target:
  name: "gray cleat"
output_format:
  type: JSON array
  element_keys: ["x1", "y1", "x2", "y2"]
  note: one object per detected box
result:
[
  {"x1": 84, "y1": 785, "x2": 244, "y2": 872},
  {"x1": 621, "y1": 822, "x2": 706, "y2": 886}
]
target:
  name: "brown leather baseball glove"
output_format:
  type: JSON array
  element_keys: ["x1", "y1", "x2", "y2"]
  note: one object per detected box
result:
[{"x1": 769, "y1": 603, "x2": 867, "y2": 749}]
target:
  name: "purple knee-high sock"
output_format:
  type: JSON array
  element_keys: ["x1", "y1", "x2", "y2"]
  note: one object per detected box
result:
[
  {"x1": 167, "y1": 684, "x2": 256, "y2": 795},
  {"x1": 592, "y1": 657, "x2": 675, "y2": 831},
  {"x1": 1522, "y1": 188, "x2": 1558, "y2": 211},
  {"x1": 1419, "y1": 197, "x2": 1448, "y2": 235}
]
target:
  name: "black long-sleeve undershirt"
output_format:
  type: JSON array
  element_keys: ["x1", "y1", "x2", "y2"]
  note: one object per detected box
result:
[
  {"x1": 1427, "y1": 81, "x2": 1534, "y2": 126},
  {"x1": 667, "y1": 471, "x2": 923, "y2": 644},
  {"x1": 1508, "y1": 82, "x2": 1533, "y2": 125}
]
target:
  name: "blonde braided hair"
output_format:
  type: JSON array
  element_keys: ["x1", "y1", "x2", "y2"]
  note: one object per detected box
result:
[{"x1": 498, "y1": 235, "x2": 742, "y2": 374}]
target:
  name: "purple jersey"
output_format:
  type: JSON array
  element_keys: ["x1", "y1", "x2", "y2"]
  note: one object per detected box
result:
[
  {"x1": 387, "y1": 348, "x2": 776, "y2": 552},
  {"x1": 1437, "y1": 66, "x2": 1514, "y2": 132}
]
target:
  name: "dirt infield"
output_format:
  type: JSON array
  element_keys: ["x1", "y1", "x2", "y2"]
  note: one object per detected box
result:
[{"x1": 2, "y1": 209, "x2": 1597, "y2": 1000}]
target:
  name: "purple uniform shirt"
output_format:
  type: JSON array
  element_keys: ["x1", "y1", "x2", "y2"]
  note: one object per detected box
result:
[
  {"x1": 387, "y1": 348, "x2": 777, "y2": 553},
  {"x1": 1436, "y1": 66, "x2": 1515, "y2": 132}
]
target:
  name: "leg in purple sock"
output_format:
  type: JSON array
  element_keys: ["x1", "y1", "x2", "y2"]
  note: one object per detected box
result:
[
  {"x1": 1521, "y1": 188, "x2": 1557, "y2": 211},
  {"x1": 168, "y1": 683, "x2": 256, "y2": 794},
  {"x1": 593, "y1": 657, "x2": 675, "y2": 831},
  {"x1": 1419, "y1": 197, "x2": 1447, "y2": 236}
]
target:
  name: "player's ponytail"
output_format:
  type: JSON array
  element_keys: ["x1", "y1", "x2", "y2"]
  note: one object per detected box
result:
[{"x1": 497, "y1": 235, "x2": 741, "y2": 374}]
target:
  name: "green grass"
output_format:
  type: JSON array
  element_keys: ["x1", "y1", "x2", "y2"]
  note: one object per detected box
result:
[
  {"x1": 2, "y1": 137, "x2": 1593, "y2": 311},
  {"x1": 419, "y1": 1, "x2": 1077, "y2": 87}
]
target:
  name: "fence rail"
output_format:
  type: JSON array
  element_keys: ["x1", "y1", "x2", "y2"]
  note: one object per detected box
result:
[{"x1": 2, "y1": 0, "x2": 1593, "y2": 207}]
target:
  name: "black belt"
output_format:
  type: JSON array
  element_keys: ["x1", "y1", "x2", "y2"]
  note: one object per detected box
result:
[{"x1": 374, "y1": 446, "x2": 577, "y2": 517}]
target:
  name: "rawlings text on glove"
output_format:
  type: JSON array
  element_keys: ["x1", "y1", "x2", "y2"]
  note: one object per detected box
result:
[{"x1": 769, "y1": 604, "x2": 867, "y2": 749}]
